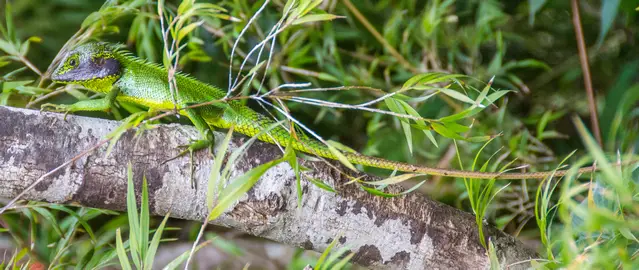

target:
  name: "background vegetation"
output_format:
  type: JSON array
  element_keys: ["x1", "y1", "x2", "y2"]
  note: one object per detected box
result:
[{"x1": 0, "y1": 0, "x2": 638, "y2": 268}]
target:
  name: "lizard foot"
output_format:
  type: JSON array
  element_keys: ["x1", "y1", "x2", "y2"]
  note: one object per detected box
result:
[
  {"x1": 41, "y1": 103, "x2": 73, "y2": 120},
  {"x1": 162, "y1": 138, "x2": 214, "y2": 189}
]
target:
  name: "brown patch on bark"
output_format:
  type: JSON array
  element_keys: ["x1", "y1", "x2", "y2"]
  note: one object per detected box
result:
[
  {"x1": 228, "y1": 192, "x2": 287, "y2": 231},
  {"x1": 335, "y1": 200, "x2": 348, "y2": 216},
  {"x1": 352, "y1": 244, "x2": 382, "y2": 266},
  {"x1": 388, "y1": 251, "x2": 410, "y2": 265},
  {"x1": 301, "y1": 239, "x2": 314, "y2": 250}
]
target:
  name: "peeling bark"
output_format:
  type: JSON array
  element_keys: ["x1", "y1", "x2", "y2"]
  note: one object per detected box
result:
[{"x1": 0, "y1": 106, "x2": 538, "y2": 269}]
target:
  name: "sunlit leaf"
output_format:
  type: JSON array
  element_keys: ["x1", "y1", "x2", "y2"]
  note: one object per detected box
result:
[
  {"x1": 362, "y1": 173, "x2": 422, "y2": 185},
  {"x1": 431, "y1": 122, "x2": 464, "y2": 140},
  {"x1": 327, "y1": 144, "x2": 357, "y2": 171},
  {"x1": 177, "y1": 21, "x2": 203, "y2": 42},
  {"x1": 360, "y1": 181, "x2": 425, "y2": 197},
  {"x1": 293, "y1": 14, "x2": 344, "y2": 25},
  {"x1": 116, "y1": 229, "x2": 133, "y2": 270}
]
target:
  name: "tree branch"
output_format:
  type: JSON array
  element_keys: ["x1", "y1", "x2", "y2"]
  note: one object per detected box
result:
[
  {"x1": 0, "y1": 106, "x2": 537, "y2": 269},
  {"x1": 571, "y1": 0, "x2": 602, "y2": 146}
]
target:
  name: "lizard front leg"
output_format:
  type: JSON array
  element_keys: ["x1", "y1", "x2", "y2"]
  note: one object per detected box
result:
[{"x1": 41, "y1": 86, "x2": 121, "y2": 117}]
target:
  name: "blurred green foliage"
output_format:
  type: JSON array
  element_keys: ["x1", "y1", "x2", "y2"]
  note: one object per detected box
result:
[{"x1": 1, "y1": 0, "x2": 638, "y2": 268}]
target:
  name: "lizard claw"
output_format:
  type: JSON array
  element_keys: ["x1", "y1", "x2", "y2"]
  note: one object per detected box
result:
[
  {"x1": 41, "y1": 103, "x2": 72, "y2": 120},
  {"x1": 161, "y1": 138, "x2": 214, "y2": 189},
  {"x1": 41, "y1": 103, "x2": 69, "y2": 113},
  {"x1": 162, "y1": 139, "x2": 213, "y2": 163}
]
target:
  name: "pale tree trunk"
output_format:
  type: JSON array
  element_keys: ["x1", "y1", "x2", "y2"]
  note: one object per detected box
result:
[{"x1": 0, "y1": 106, "x2": 537, "y2": 269}]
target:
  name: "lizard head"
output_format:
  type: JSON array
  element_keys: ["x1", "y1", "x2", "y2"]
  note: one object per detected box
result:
[{"x1": 51, "y1": 42, "x2": 122, "y2": 88}]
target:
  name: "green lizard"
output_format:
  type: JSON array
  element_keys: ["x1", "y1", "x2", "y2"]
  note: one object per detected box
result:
[{"x1": 43, "y1": 42, "x2": 599, "y2": 180}]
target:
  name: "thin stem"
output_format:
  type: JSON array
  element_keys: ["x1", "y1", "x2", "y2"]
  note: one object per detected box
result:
[
  {"x1": 571, "y1": 0, "x2": 602, "y2": 146},
  {"x1": 18, "y1": 55, "x2": 42, "y2": 76},
  {"x1": 26, "y1": 87, "x2": 66, "y2": 108},
  {"x1": 228, "y1": 0, "x2": 271, "y2": 96}
]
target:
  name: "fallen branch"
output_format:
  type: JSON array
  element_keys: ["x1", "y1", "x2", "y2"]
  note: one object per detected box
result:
[{"x1": 0, "y1": 106, "x2": 537, "y2": 269}]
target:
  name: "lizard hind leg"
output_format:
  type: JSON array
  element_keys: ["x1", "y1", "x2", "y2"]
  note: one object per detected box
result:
[{"x1": 163, "y1": 105, "x2": 222, "y2": 188}]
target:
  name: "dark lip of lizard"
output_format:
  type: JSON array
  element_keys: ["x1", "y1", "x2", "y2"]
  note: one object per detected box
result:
[{"x1": 51, "y1": 72, "x2": 73, "y2": 82}]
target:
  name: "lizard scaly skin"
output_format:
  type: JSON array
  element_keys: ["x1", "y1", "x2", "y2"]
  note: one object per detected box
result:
[{"x1": 46, "y1": 42, "x2": 601, "y2": 180}]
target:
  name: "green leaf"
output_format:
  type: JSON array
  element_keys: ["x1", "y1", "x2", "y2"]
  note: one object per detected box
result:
[
  {"x1": 162, "y1": 241, "x2": 209, "y2": 270},
  {"x1": 208, "y1": 158, "x2": 285, "y2": 221},
  {"x1": 219, "y1": 121, "x2": 283, "y2": 191},
  {"x1": 536, "y1": 111, "x2": 552, "y2": 139},
  {"x1": 74, "y1": 248, "x2": 95, "y2": 270},
  {"x1": 293, "y1": 14, "x2": 344, "y2": 25},
  {"x1": 361, "y1": 181, "x2": 425, "y2": 197},
  {"x1": 323, "y1": 245, "x2": 353, "y2": 270},
  {"x1": 362, "y1": 173, "x2": 422, "y2": 186},
  {"x1": 315, "y1": 236, "x2": 339, "y2": 270},
  {"x1": 397, "y1": 99, "x2": 438, "y2": 147},
  {"x1": 431, "y1": 122, "x2": 464, "y2": 140},
  {"x1": 385, "y1": 98, "x2": 414, "y2": 154},
  {"x1": 14, "y1": 86, "x2": 51, "y2": 95},
  {"x1": 116, "y1": 229, "x2": 133, "y2": 270},
  {"x1": 443, "y1": 122, "x2": 470, "y2": 134},
  {"x1": 318, "y1": 72, "x2": 340, "y2": 82},
  {"x1": 437, "y1": 88, "x2": 475, "y2": 105},
  {"x1": 4, "y1": 0, "x2": 15, "y2": 43},
  {"x1": 598, "y1": 0, "x2": 621, "y2": 46},
  {"x1": 438, "y1": 90, "x2": 511, "y2": 122},
  {"x1": 466, "y1": 134, "x2": 496, "y2": 143},
  {"x1": 209, "y1": 126, "x2": 235, "y2": 211},
  {"x1": 47, "y1": 205, "x2": 97, "y2": 243},
  {"x1": 177, "y1": 0, "x2": 194, "y2": 15},
  {"x1": 144, "y1": 213, "x2": 170, "y2": 270},
  {"x1": 474, "y1": 77, "x2": 493, "y2": 107},
  {"x1": 502, "y1": 59, "x2": 551, "y2": 71},
  {"x1": 126, "y1": 163, "x2": 142, "y2": 269},
  {"x1": 528, "y1": 0, "x2": 548, "y2": 25},
  {"x1": 327, "y1": 144, "x2": 358, "y2": 172},
  {"x1": 0, "y1": 39, "x2": 18, "y2": 55},
  {"x1": 301, "y1": 0, "x2": 324, "y2": 15},
  {"x1": 105, "y1": 111, "x2": 148, "y2": 157},
  {"x1": 31, "y1": 207, "x2": 65, "y2": 238},
  {"x1": 282, "y1": 141, "x2": 304, "y2": 209},
  {"x1": 488, "y1": 240, "x2": 501, "y2": 270},
  {"x1": 3, "y1": 80, "x2": 32, "y2": 92},
  {"x1": 139, "y1": 176, "x2": 150, "y2": 263},
  {"x1": 573, "y1": 117, "x2": 629, "y2": 201},
  {"x1": 326, "y1": 140, "x2": 357, "y2": 153},
  {"x1": 329, "y1": 252, "x2": 354, "y2": 270},
  {"x1": 177, "y1": 21, "x2": 203, "y2": 42},
  {"x1": 401, "y1": 73, "x2": 466, "y2": 91},
  {"x1": 437, "y1": 106, "x2": 478, "y2": 122},
  {"x1": 307, "y1": 177, "x2": 336, "y2": 193},
  {"x1": 619, "y1": 227, "x2": 639, "y2": 242}
]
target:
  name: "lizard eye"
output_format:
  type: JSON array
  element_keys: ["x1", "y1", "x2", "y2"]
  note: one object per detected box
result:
[{"x1": 69, "y1": 59, "x2": 77, "y2": 67}]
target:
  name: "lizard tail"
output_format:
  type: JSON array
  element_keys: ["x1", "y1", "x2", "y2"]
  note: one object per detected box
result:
[
  {"x1": 290, "y1": 135, "x2": 601, "y2": 180},
  {"x1": 231, "y1": 110, "x2": 599, "y2": 180},
  {"x1": 290, "y1": 133, "x2": 603, "y2": 180}
]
